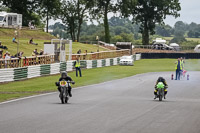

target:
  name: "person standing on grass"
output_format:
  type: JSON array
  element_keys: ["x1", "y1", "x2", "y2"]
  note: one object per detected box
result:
[
  {"x1": 12, "y1": 37, "x2": 17, "y2": 43},
  {"x1": 175, "y1": 58, "x2": 182, "y2": 80},
  {"x1": 74, "y1": 57, "x2": 82, "y2": 77}
]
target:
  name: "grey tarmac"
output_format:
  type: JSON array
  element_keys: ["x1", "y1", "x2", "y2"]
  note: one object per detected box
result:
[{"x1": 0, "y1": 71, "x2": 200, "y2": 133}]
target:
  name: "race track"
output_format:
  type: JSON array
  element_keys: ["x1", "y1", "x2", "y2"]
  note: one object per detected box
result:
[{"x1": 0, "y1": 71, "x2": 200, "y2": 133}]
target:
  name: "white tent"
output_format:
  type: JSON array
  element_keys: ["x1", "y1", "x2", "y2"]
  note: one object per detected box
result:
[
  {"x1": 194, "y1": 44, "x2": 200, "y2": 53},
  {"x1": 170, "y1": 43, "x2": 180, "y2": 51}
]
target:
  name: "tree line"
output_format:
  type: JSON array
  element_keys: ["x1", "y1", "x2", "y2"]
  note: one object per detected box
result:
[
  {"x1": 0, "y1": 0, "x2": 181, "y2": 45},
  {"x1": 50, "y1": 17, "x2": 200, "y2": 45}
]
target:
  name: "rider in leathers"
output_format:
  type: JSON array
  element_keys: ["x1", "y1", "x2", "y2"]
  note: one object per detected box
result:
[
  {"x1": 154, "y1": 77, "x2": 168, "y2": 99},
  {"x1": 56, "y1": 72, "x2": 74, "y2": 97}
]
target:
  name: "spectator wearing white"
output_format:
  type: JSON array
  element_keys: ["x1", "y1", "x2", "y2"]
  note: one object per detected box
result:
[{"x1": 5, "y1": 52, "x2": 11, "y2": 68}]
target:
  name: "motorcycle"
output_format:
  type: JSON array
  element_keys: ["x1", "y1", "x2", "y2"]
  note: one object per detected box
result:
[
  {"x1": 57, "y1": 80, "x2": 74, "y2": 104},
  {"x1": 157, "y1": 87, "x2": 165, "y2": 101}
]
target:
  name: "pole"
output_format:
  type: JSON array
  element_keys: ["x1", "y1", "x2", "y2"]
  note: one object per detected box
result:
[
  {"x1": 17, "y1": 29, "x2": 19, "y2": 55},
  {"x1": 96, "y1": 36, "x2": 99, "y2": 52}
]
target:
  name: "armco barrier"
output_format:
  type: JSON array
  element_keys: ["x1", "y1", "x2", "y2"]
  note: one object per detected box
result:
[
  {"x1": 0, "y1": 55, "x2": 141, "y2": 83},
  {"x1": 141, "y1": 53, "x2": 200, "y2": 59}
]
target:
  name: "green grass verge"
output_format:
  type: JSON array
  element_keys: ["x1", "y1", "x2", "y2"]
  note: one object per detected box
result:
[{"x1": 0, "y1": 59, "x2": 199, "y2": 102}]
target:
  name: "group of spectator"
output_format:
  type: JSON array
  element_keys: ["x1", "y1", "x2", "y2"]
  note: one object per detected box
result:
[
  {"x1": 0, "y1": 51, "x2": 24, "y2": 59},
  {"x1": 0, "y1": 41, "x2": 8, "y2": 50},
  {"x1": 32, "y1": 49, "x2": 43, "y2": 56}
]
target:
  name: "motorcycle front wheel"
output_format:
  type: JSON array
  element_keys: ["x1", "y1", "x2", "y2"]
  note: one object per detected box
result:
[{"x1": 65, "y1": 97, "x2": 69, "y2": 103}]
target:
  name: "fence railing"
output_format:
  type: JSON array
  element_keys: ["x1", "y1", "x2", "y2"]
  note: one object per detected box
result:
[
  {"x1": 0, "y1": 54, "x2": 55, "y2": 69},
  {"x1": 67, "y1": 49, "x2": 130, "y2": 60},
  {"x1": 133, "y1": 45, "x2": 196, "y2": 52}
]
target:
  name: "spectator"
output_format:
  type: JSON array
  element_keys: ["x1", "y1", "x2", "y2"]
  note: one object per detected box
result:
[
  {"x1": 83, "y1": 50, "x2": 87, "y2": 60},
  {"x1": 15, "y1": 51, "x2": 24, "y2": 58},
  {"x1": 28, "y1": 21, "x2": 32, "y2": 29},
  {"x1": 35, "y1": 49, "x2": 39, "y2": 55},
  {"x1": 3, "y1": 51, "x2": 8, "y2": 58},
  {"x1": 5, "y1": 52, "x2": 11, "y2": 68},
  {"x1": 39, "y1": 49, "x2": 44, "y2": 55},
  {"x1": 32, "y1": 49, "x2": 38, "y2": 56},
  {"x1": 29, "y1": 38, "x2": 38, "y2": 45},
  {"x1": 0, "y1": 49, "x2": 3, "y2": 55},
  {"x1": 0, "y1": 53, "x2": 2, "y2": 59},
  {"x1": 12, "y1": 37, "x2": 17, "y2": 43},
  {"x1": 32, "y1": 50, "x2": 36, "y2": 56},
  {"x1": 77, "y1": 49, "x2": 81, "y2": 54},
  {"x1": 0, "y1": 42, "x2": 8, "y2": 50},
  {"x1": 175, "y1": 58, "x2": 182, "y2": 80},
  {"x1": 74, "y1": 57, "x2": 82, "y2": 77}
]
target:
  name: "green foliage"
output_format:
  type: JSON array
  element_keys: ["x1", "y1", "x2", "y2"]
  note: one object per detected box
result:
[
  {"x1": 1, "y1": 0, "x2": 38, "y2": 25},
  {"x1": 89, "y1": 0, "x2": 118, "y2": 43},
  {"x1": 37, "y1": 0, "x2": 61, "y2": 32},
  {"x1": 121, "y1": 0, "x2": 181, "y2": 45},
  {"x1": 155, "y1": 24, "x2": 172, "y2": 37},
  {"x1": 181, "y1": 40, "x2": 198, "y2": 47},
  {"x1": 60, "y1": 0, "x2": 91, "y2": 41},
  {"x1": 170, "y1": 21, "x2": 187, "y2": 44}
]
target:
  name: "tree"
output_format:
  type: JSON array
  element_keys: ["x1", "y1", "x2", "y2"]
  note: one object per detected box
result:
[
  {"x1": 0, "y1": 0, "x2": 38, "y2": 25},
  {"x1": 60, "y1": 0, "x2": 91, "y2": 41},
  {"x1": 156, "y1": 24, "x2": 172, "y2": 37},
  {"x1": 120, "y1": 0, "x2": 181, "y2": 45},
  {"x1": 36, "y1": 0, "x2": 61, "y2": 33},
  {"x1": 90, "y1": 0, "x2": 118, "y2": 43}
]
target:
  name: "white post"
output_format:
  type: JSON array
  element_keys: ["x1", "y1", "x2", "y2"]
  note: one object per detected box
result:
[{"x1": 68, "y1": 40, "x2": 72, "y2": 61}]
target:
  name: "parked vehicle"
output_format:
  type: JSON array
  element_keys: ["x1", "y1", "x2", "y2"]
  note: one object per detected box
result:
[
  {"x1": 119, "y1": 55, "x2": 134, "y2": 66},
  {"x1": 152, "y1": 38, "x2": 174, "y2": 50},
  {"x1": 0, "y1": 12, "x2": 22, "y2": 28},
  {"x1": 152, "y1": 43, "x2": 174, "y2": 50}
]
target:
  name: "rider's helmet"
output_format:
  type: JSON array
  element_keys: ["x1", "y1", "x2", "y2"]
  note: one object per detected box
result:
[
  {"x1": 157, "y1": 82, "x2": 165, "y2": 89},
  {"x1": 61, "y1": 71, "x2": 67, "y2": 79},
  {"x1": 158, "y1": 77, "x2": 164, "y2": 82}
]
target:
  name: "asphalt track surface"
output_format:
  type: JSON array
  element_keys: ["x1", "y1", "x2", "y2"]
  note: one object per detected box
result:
[{"x1": 0, "y1": 71, "x2": 200, "y2": 133}]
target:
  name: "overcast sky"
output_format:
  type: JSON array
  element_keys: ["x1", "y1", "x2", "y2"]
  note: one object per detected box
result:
[
  {"x1": 50, "y1": 0, "x2": 199, "y2": 27},
  {"x1": 164, "y1": 0, "x2": 200, "y2": 27}
]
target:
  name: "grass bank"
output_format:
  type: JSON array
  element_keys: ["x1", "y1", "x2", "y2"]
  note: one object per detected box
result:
[
  {"x1": 0, "y1": 59, "x2": 199, "y2": 102},
  {"x1": 0, "y1": 28, "x2": 109, "y2": 56}
]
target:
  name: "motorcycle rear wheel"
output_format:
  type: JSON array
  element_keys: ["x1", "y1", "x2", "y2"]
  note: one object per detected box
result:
[
  {"x1": 65, "y1": 97, "x2": 68, "y2": 103},
  {"x1": 159, "y1": 95, "x2": 162, "y2": 101}
]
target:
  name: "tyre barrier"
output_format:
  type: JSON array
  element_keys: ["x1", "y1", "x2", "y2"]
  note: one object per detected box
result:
[{"x1": 0, "y1": 54, "x2": 141, "y2": 83}]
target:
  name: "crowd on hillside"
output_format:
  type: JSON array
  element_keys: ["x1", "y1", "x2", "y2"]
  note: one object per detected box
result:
[{"x1": 0, "y1": 36, "x2": 43, "y2": 60}]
